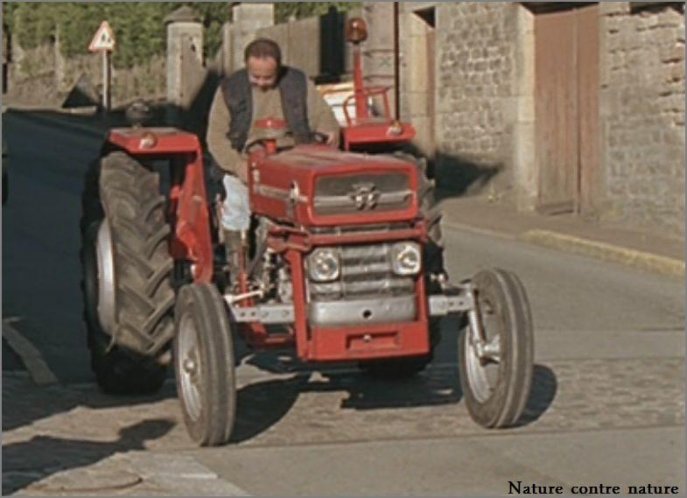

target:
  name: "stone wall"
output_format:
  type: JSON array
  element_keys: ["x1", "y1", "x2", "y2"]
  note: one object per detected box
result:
[
  {"x1": 7, "y1": 36, "x2": 166, "y2": 108},
  {"x1": 599, "y1": 2, "x2": 685, "y2": 235},
  {"x1": 435, "y1": 3, "x2": 521, "y2": 197}
]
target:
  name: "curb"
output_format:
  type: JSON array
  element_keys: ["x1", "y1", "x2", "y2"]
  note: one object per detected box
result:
[{"x1": 519, "y1": 229, "x2": 685, "y2": 278}]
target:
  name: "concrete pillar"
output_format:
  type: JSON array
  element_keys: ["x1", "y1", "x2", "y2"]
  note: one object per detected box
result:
[
  {"x1": 399, "y1": 4, "x2": 437, "y2": 156},
  {"x1": 165, "y1": 6, "x2": 204, "y2": 126},
  {"x1": 221, "y1": 22, "x2": 234, "y2": 76},
  {"x1": 512, "y1": 5, "x2": 537, "y2": 211},
  {"x1": 229, "y1": 3, "x2": 274, "y2": 73},
  {"x1": 54, "y1": 26, "x2": 66, "y2": 94}
]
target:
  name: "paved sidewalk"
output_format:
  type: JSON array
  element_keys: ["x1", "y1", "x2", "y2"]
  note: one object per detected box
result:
[{"x1": 439, "y1": 195, "x2": 684, "y2": 278}]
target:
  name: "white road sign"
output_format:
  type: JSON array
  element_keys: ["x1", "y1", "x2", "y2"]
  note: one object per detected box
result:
[{"x1": 89, "y1": 21, "x2": 115, "y2": 52}]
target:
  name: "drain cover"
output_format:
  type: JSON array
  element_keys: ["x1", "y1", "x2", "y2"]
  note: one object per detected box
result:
[{"x1": 30, "y1": 468, "x2": 142, "y2": 494}]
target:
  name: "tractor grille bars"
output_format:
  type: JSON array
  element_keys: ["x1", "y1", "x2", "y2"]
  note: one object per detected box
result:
[
  {"x1": 308, "y1": 243, "x2": 415, "y2": 301},
  {"x1": 314, "y1": 173, "x2": 412, "y2": 215}
]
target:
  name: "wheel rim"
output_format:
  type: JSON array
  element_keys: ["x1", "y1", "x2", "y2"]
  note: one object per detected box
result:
[
  {"x1": 95, "y1": 220, "x2": 116, "y2": 335},
  {"x1": 464, "y1": 297, "x2": 502, "y2": 403},
  {"x1": 177, "y1": 313, "x2": 202, "y2": 421}
]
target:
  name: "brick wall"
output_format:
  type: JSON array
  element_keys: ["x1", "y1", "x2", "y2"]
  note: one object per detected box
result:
[
  {"x1": 435, "y1": 2, "x2": 520, "y2": 196},
  {"x1": 600, "y1": 3, "x2": 685, "y2": 235}
]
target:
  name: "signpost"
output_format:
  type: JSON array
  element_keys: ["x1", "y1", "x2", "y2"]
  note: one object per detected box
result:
[{"x1": 88, "y1": 21, "x2": 115, "y2": 111}]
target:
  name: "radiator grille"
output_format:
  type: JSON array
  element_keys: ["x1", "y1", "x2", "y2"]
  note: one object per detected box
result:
[
  {"x1": 314, "y1": 173, "x2": 412, "y2": 215},
  {"x1": 308, "y1": 243, "x2": 415, "y2": 301}
]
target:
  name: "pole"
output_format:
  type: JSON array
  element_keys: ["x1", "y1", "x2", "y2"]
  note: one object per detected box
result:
[
  {"x1": 102, "y1": 50, "x2": 111, "y2": 112},
  {"x1": 352, "y1": 44, "x2": 368, "y2": 121},
  {"x1": 393, "y1": 2, "x2": 400, "y2": 121}
]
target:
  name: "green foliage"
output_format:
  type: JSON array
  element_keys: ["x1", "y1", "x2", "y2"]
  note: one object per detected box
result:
[
  {"x1": 4, "y1": 2, "x2": 230, "y2": 69},
  {"x1": 274, "y1": 2, "x2": 361, "y2": 23}
]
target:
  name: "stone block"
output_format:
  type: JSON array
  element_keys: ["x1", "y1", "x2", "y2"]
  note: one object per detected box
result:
[
  {"x1": 409, "y1": 115, "x2": 435, "y2": 154},
  {"x1": 287, "y1": 18, "x2": 320, "y2": 77},
  {"x1": 403, "y1": 91, "x2": 432, "y2": 117},
  {"x1": 656, "y1": 9, "x2": 682, "y2": 28},
  {"x1": 405, "y1": 37, "x2": 432, "y2": 92},
  {"x1": 406, "y1": 9, "x2": 432, "y2": 37},
  {"x1": 257, "y1": 23, "x2": 289, "y2": 63},
  {"x1": 233, "y1": 3, "x2": 274, "y2": 25}
]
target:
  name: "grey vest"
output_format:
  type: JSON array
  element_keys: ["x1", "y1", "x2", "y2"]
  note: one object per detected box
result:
[{"x1": 220, "y1": 66, "x2": 312, "y2": 152}]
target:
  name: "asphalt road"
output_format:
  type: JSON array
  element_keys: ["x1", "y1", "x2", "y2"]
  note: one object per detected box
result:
[{"x1": 2, "y1": 110, "x2": 685, "y2": 495}]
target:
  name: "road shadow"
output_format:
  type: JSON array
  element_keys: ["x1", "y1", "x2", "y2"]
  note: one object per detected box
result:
[
  {"x1": 230, "y1": 374, "x2": 309, "y2": 444},
  {"x1": 2, "y1": 378, "x2": 178, "y2": 433},
  {"x1": 394, "y1": 144, "x2": 502, "y2": 202},
  {"x1": 229, "y1": 316, "x2": 462, "y2": 443},
  {"x1": 433, "y1": 152, "x2": 501, "y2": 201},
  {"x1": 516, "y1": 364, "x2": 558, "y2": 426},
  {"x1": 228, "y1": 363, "x2": 463, "y2": 444},
  {"x1": 2, "y1": 418, "x2": 174, "y2": 495},
  {"x1": 336, "y1": 368, "x2": 462, "y2": 411}
]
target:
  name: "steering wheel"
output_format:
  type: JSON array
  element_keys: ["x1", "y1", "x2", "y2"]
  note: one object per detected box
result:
[
  {"x1": 243, "y1": 118, "x2": 293, "y2": 153},
  {"x1": 244, "y1": 119, "x2": 334, "y2": 152}
]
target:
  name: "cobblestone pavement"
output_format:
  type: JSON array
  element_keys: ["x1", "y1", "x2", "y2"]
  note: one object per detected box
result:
[{"x1": 3, "y1": 355, "x2": 684, "y2": 495}]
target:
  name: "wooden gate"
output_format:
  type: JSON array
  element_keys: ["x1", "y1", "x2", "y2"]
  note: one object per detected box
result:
[{"x1": 534, "y1": 3, "x2": 599, "y2": 214}]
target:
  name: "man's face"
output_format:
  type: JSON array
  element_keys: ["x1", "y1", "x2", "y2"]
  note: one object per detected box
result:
[{"x1": 247, "y1": 56, "x2": 278, "y2": 91}]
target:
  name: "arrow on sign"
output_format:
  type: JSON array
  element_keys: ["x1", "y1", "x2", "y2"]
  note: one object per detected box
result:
[{"x1": 89, "y1": 21, "x2": 115, "y2": 52}]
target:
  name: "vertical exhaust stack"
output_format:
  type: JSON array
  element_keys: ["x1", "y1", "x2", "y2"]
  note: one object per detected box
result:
[{"x1": 345, "y1": 17, "x2": 369, "y2": 121}]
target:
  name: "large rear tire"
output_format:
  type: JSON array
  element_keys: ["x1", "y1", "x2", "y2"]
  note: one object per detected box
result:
[
  {"x1": 80, "y1": 152, "x2": 173, "y2": 394},
  {"x1": 459, "y1": 269, "x2": 534, "y2": 428},
  {"x1": 174, "y1": 283, "x2": 236, "y2": 446}
]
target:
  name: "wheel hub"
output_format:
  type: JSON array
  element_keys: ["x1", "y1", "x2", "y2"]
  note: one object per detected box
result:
[
  {"x1": 95, "y1": 220, "x2": 116, "y2": 335},
  {"x1": 465, "y1": 299, "x2": 502, "y2": 403},
  {"x1": 183, "y1": 358, "x2": 197, "y2": 375},
  {"x1": 177, "y1": 315, "x2": 202, "y2": 421}
]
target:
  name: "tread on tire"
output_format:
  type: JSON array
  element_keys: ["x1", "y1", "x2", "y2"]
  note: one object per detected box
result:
[{"x1": 80, "y1": 152, "x2": 174, "y2": 394}]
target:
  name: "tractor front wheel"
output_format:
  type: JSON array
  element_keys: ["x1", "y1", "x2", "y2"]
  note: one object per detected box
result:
[
  {"x1": 459, "y1": 269, "x2": 534, "y2": 428},
  {"x1": 174, "y1": 283, "x2": 236, "y2": 446}
]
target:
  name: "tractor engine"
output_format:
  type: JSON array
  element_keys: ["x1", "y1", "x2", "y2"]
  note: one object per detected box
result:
[{"x1": 248, "y1": 144, "x2": 425, "y2": 329}]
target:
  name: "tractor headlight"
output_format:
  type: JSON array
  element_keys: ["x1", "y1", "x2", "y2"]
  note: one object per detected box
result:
[
  {"x1": 390, "y1": 242, "x2": 421, "y2": 276},
  {"x1": 307, "y1": 248, "x2": 340, "y2": 282}
]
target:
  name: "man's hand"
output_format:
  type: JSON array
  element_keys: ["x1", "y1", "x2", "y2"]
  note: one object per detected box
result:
[{"x1": 315, "y1": 131, "x2": 339, "y2": 147}]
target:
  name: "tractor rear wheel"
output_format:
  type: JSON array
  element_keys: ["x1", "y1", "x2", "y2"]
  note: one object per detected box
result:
[
  {"x1": 174, "y1": 283, "x2": 236, "y2": 446},
  {"x1": 80, "y1": 152, "x2": 174, "y2": 394}
]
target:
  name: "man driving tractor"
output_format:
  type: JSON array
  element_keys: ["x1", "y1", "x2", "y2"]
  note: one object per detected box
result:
[
  {"x1": 208, "y1": 37, "x2": 445, "y2": 285},
  {"x1": 207, "y1": 38, "x2": 341, "y2": 282}
]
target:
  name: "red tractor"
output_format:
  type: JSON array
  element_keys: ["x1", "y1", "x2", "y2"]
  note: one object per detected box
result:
[{"x1": 80, "y1": 18, "x2": 533, "y2": 446}]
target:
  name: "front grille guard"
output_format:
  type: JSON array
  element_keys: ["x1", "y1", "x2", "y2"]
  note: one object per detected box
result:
[{"x1": 227, "y1": 284, "x2": 475, "y2": 324}]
